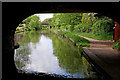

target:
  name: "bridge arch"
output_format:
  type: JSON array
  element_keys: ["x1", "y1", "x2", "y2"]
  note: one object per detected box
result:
[{"x1": 2, "y1": 2, "x2": 120, "y2": 80}]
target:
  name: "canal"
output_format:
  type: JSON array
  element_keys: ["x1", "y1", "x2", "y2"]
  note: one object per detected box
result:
[{"x1": 14, "y1": 30, "x2": 101, "y2": 79}]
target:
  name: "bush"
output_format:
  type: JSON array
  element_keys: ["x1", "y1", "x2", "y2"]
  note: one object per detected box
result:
[
  {"x1": 92, "y1": 17, "x2": 114, "y2": 35},
  {"x1": 25, "y1": 27, "x2": 32, "y2": 31},
  {"x1": 78, "y1": 43, "x2": 90, "y2": 48},
  {"x1": 60, "y1": 26, "x2": 65, "y2": 30},
  {"x1": 112, "y1": 39, "x2": 120, "y2": 50},
  {"x1": 16, "y1": 27, "x2": 23, "y2": 30},
  {"x1": 74, "y1": 23, "x2": 92, "y2": 33},
  {"x1": 59, "y1": 30, "x2": 68, "y2": 35},
  {"x1": 67, "y1": 25, "x2": 74, "y2": 31}
]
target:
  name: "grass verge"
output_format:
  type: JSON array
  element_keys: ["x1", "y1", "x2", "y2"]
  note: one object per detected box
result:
[
  {"x1": 58, "y1": 30, "x2": 90, "y2": 48},
  {"x1": 72, "y1": 31, "x2": 113, "y2": 41}
]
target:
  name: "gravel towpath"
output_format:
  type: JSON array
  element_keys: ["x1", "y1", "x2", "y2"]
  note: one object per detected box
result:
[{"x1": 78, "y1": 35, "x2": 120, "y2": 80}]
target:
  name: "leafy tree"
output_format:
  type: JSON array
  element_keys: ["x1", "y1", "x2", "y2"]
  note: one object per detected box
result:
[
  {"x1": 92, "y1": 16, "x2": 114, "y2": 35},
  {"x1": 42, "y1": 18, "x2": 52, "y2": 23},
  {"x1": 67, "y1": 25, "x2": 74, "y2": 31},
  {"x1": 42, "y1": 13, "x2": 114, "y2": 40},
  {"x1": 46, "y1": 13, "x2": 82, "y2": 31},
  {"x1": 29, "y1": 15, "x2": 42, "y2": 30},
  {"x1": 22, "y1": 15, "x2": 42, "y2": 31},
  {"x1": 22, "y1": 16, "x2": 32, "y2": 24}
]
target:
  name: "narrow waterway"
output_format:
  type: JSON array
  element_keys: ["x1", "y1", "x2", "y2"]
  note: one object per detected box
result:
[{"x1": 14, "y1": 30, "x2": 100, "y2": 79}]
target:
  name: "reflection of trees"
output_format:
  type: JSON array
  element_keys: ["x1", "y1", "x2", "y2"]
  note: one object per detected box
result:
[
  {"x1": 82, "y1": 56, "x2": 92, "y2": 77},
  {"x1": 46, "y1": 33, "x2": 95, "y2": 77},
  {"x1": 48, "y1": 33, "x2": 85, "y2": 74},
  {"x1": 14, "y1": 30, "x2": 95, "y2": 77},
  {"x1": 29, "y1": 31, "x2": 41, "y2": 43},
  {"x1": 14, "y1": 31, "x2": 42, "y2": 69},
  {"x1": 17, "y1": 31, "x2": 41, "y2": 49},
  {"x1": 14, "y1": 34, "x2": 23, "y2": 46},
  {"x1": 82, "y1": 57, "x2": 97, "y2": 78},
  {"x1": 14, "y1": 45, "x2": 31, "y2": 70}
]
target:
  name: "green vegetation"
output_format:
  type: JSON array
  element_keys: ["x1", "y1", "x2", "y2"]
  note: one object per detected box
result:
[
  {"x1": 43, "y1": 13, "x2": 115, "y2": 49},
  {"x1": 16, "y1": 13, "x2": 116, "y2": 49},
  {"x1": 16, "y1": 15, "x2": 42, "y2": 33},
  {"x1": 72, "y1": 32, "x2": 113, "y2": 40},
  {"x1": 50, "y1": 13, "x2": 82, "y2": 29},
  {"x1": 58, "y1": 30, "x2": 90, "y2": 48},
  {"x1": 112, "y1": 39, "x2": 120, "y2": 50},
  {"x1": 16, "y1": 13, "x2": 114, "y2": 40},
  {"x1": 73, "y1": 14, "x2": 114, "y2": 40},
  {"x1": 15, "y1": 31, "x2": 42, "y2": 46},
  {"x1": 46, "y1": 13, "x2": 114, "y2": 40}
]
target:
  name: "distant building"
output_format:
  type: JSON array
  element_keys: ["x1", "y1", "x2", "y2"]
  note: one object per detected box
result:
[{"x1": 41, "y1": 22, "x2": 50, "y2": 25}]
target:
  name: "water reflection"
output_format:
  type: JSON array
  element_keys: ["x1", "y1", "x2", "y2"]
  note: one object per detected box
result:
[
  {"x1": 14, "y1": 30, "x2": 98, "y2": 78},
  {"x1": 14, "y1": 44, "x2": 31, "y2": 70}
]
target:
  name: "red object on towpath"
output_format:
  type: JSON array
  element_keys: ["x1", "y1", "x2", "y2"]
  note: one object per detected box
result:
[{"x1": 114, "y1": 22, "x2": 120, "y2": 42}]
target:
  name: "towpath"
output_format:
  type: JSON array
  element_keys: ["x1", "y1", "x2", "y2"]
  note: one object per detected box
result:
[{"x1": 78, "y1": 35, "x2": 120, "y2": 80}]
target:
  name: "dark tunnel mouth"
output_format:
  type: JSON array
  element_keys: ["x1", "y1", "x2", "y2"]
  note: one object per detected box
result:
[{"x1": 2, "y1": 2, "x2": 120, "y2": 80}]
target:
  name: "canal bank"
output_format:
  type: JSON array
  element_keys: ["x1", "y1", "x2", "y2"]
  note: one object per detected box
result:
[{"x1": 52, "y1": 30, "x2": 120, "y2": 80}]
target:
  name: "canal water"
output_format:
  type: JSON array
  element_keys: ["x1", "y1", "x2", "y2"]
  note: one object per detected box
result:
[{"x1": 14, "y1": 30, "x2": 100, "y2": 79}]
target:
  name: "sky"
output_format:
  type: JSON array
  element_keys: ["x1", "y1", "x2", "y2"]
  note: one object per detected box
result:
[{"x1": 34, "y1": 13, "x2": 53, "y2": 22}]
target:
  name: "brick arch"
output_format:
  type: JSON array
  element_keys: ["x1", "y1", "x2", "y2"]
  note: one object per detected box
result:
[{"x1": 2, "y1": 2, "x2": 120, "y2": 80}]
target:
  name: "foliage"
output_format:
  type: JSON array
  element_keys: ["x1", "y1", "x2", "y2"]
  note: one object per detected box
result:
[
  {"x1": 22, "y1": 16, "x2": 32, "y2": 24},
  {"x1": 18, "y1": 24, "x2": 23, "y2": 27},
  {"x1": 67, "y1": 25, "x2": 74, "y2": 31},
  {"x1": 16, "y1": 27, "x2": 23, "y2": 30},
  {"x1": 16, "y1": 15, "x2": 42, "y2": 33},
  {"x1": 92, "y1": 17, "x2": 114, "y2": 35},
  {"x1": 29, "y1": 15, "x2": 42, "y2": 30},
  {"x1": 112, "y1": 39, "x2": 120, "y2": 50},
  {"x1": 58, "y1": 30, "x2": 90, "y2": 48},
  {"x1": 78, "y1": 43, "x2": 90, "y2": 48},
  {"x1": 42, "y1": 25, "x2": 50, "y2": 29},
  {"x1": 47, "y1": 13, "x2": 114, "y2": 40},
  {"x1": 47, "y1": 13, "x2": 82, "y2": 30},
  {"x1": 42, "y1": 18, "x2": 52, "y2": 23},
  {"x1": 21, "y1": 15, "x2": 42, "y2": 30},
  {"x1": 72, "y1": 31, "x2": 113, "y2": 40},
  {"x1": 74, "y1": 23, "x2": 91, "y2": 33},
  {"x1": 59, "y1": 30, "x2": 68, "y2": 35},
  {"x1": 81, "y1": 13, "x2": 99, "y2": 25},
  {"x1": 60, "y1": 26, "x2": 65, "y2": 30},
  {"x1": 25, "y1": 27, "x2": 32, "y2": 31},
  {"x1": 20, "y1": 13, "x2": 115, "y2": 40}
]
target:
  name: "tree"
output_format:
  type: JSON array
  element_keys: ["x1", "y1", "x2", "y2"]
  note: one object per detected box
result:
[
  {"x1": 22, "y1": 15, "x2": 42, "y2": 30},
  {"x1": 47, "y1": 13, "x2": 82, "y2": 30},
  {"x1": 22, "y1": 16, "x2": 32, "y2": 24}
]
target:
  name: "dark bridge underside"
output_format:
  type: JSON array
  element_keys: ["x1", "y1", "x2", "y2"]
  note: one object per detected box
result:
[{"x1": 2, "y1": 2, "x2": 120, "y2": 80}]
